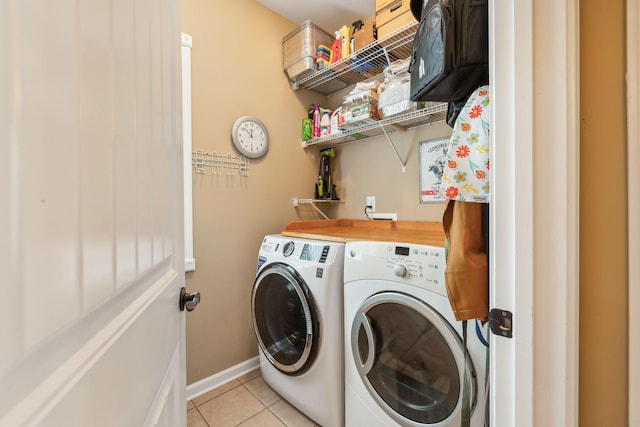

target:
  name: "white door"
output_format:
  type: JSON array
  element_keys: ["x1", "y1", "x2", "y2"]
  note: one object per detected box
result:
[{"x1": 0, "y1": 1, "x2": 191, "y2": 426}]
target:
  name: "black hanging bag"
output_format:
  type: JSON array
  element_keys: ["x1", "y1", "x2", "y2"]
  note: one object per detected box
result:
[{"x1": 408, "y1": 0, "x2": 489, "y2": 103}]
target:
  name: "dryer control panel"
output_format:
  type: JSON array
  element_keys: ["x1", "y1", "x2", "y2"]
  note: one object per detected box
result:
[
  {"x1": 259, "y1": 234, "x2": 343, "y2": 266},
  {"x1": 344, "y1": 241, "x2": 446, "y2": 295}
]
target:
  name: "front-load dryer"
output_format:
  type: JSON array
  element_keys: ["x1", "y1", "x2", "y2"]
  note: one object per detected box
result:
[
  {"x1": 252, "y1": 235, "x2": 345, "y2": 427},
  {"x1": 344, "y1": 240, "x2": 488, "y2": 427}
]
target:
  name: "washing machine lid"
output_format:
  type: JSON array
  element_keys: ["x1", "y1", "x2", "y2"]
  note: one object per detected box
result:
[
  {"x1": 351, "y1": 291, "x2": 476, "y2": 426},
  {"x1": 251, "y1": 263, "x2": 319, "y2": 375}
]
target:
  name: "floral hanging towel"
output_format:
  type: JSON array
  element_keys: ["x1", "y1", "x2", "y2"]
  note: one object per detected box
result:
[{"x1": 439, "y1": 85, "x2": 490, "y2": 202}]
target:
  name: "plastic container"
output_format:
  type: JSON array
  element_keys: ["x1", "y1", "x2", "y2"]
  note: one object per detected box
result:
[
  {"x1": 283, "y1": 21, "x2": 333, "y2": 79},
  {"x1": 330, "y1": 107, "x2": 342, "y2": 135},
  {"x1": 340, "y1": 25, "x2": 351, "y2": 58},
  {"x1": 320, "y1": 111, "x2": 331, "y2": 136},
  {"x1": 378, "y1": 79, "x2": 425, "y2": 118}
]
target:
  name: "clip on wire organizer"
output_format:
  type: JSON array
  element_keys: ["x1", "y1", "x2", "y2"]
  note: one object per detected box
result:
[{"x1": 192, "y1": 150, "x2": 249, "y2": 176}]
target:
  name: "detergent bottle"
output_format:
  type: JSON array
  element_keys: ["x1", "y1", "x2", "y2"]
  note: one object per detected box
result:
[
  {"x1": 329, "y1": 31, "x2": 341, "y2": 64},
  {"x1": 340, "y1": 25, "x2": 351, "y2": 58},
  {"x1": 312, "y1": 103, "x2": 321, "y2": 138},
  {"x1": 301, "y1": 118, "x2": 312, "y2": 141},
  {"x1": 330, "y1": 106, "x2": 342, "y2": 134},
  {"x1": 320, "y1": 110, "x2": 331, "y2": 136}
]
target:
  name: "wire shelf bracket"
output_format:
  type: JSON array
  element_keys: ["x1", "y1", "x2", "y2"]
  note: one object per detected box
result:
[{"x1": 292, "y1": 198, "x2": 344, "y2": 220}]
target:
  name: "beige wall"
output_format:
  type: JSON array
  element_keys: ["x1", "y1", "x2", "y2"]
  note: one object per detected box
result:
[
  {"x1": 181, "y1": 0, "x2": 315, "y2": 384},
  {"x1": 181, "y1": 0, "x2": 449, "y2": 384},
  {"x1": 331, "y1": 121, "x2": 452, "y2": 220},
  {"x1": 579, "y1": 0, "x2": 628, "y2": 424}
]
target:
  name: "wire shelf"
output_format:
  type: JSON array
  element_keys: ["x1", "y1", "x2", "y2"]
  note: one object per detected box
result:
[
  {"x1": 301, "y1": 103, "x2": 448, "y2": 149},
  {"x1": 291, "y1": 22, "x2": 419, "y2": 96}
]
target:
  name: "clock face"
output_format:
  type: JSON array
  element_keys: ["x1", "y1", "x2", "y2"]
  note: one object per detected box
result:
[{"x1": 232, "y1": 116, "x2": 269, "y2": 159}]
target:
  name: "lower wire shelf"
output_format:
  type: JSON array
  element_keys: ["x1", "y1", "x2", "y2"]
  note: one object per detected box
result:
[{"x1": 301, "y1": 103, "x2": 448, "y2": 149}]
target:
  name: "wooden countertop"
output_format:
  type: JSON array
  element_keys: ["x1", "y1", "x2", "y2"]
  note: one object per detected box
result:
[{"x1": 282, "y1": 219, "x2": 445, "y2": 247}]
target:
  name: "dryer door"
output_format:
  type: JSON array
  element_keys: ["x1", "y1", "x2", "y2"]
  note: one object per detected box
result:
[
  {"x1": 251, "y1": 263, "x2": 318, "y2": 375},
  {"x1": 351, "y1": 291, "x2": 476, "y2": 427}
]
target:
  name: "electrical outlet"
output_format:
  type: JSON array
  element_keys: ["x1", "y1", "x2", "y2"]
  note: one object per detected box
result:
[{"x1": 366, "y1": 196, "x2": 376, "y2": 213}]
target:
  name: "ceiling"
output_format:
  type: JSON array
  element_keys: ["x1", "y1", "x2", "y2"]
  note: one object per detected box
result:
[{"x1": 256, "y1": 0, "x2": 375, "y2": 33}]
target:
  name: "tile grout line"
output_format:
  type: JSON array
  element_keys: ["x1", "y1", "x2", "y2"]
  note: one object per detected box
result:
[
  {"x1": 191, "y1": 368, "x2": 261, "y2": 407},
  {"x1": 193, "y1": 404, "x2": 211, "y2": 427},
  {"x1": 192, "y1": 381, "x2": 269, "y2": 427},
  {"x1": 266, "y1": 405, "x2": 289, "y2": 427},
  {"x1": 233, "y1": 384, "x2": 268, "y2": 426},
  {"x1": 241, "y1": 381, "x2": 283, "y2": 408},
  {"x1": 190, "y1": 384, "x2": 243, "y2": 426},
  {"x1": 190, "y1": 370, "x2": 314, "y2": 427},
  {"x1": 232, "y1": 407, "x2": 274, "y2": 427},
  {"x1": 191, "y1": 379, "x2": 244, "y2": 407}
]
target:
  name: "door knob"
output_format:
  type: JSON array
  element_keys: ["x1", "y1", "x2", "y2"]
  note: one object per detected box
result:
[{"x1": 180, "y1": 287, "x2": 200, "y2": 312}]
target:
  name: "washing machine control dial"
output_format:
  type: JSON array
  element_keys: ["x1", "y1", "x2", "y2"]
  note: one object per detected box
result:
[
  {"x1": 393, "y1": 264, "x2": 408, "y2": 277},
  {"x1": 282, "y1": 241, "x2": 295, "y2": 257}
]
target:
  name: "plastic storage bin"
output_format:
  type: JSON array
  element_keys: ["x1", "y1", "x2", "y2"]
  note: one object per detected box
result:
[
  {"x1": 283, "y1": 21, "x2": 333, "y2": 80},
  {"x1": 339, "y1": 90, "x2": 381, "y2": 129},
  {"x1": 378, "y1": 79, "x2": 426, "y2": 118}
]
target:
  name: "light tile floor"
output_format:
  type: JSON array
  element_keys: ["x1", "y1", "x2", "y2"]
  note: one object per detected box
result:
[{"x1": 187, "y1": 368, "x2": 321, "y2": 427}]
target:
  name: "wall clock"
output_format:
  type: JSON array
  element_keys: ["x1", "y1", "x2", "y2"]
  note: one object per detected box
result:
[{"x1": 231, "y1": 116, "x2": 269, "y2": 159}]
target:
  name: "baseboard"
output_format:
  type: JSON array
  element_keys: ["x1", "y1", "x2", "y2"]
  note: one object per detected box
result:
[{"x1": 186, "y1": 356, "x2": 260, "y2": 401}]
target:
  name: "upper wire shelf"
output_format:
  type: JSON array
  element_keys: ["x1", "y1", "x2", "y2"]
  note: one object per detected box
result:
[
  {"x1": 290, "y1": 21, "x2": 419, "y2": 95},
  {"x1": 192, "y1": 150, "x2": 249, "y2": 176}
]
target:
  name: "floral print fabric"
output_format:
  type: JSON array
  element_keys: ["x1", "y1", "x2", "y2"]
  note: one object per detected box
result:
[{"x1": 439, "y1": 85, "x2": 490, "y2": 202}]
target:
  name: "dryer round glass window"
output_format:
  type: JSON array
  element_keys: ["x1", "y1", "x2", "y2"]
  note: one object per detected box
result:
[
  {"x1": 251, "y1": 263, "x2": 318, "y2": 375},
  {"x1": 351, "y1": 291, "x2": 477, "y2": 426}
]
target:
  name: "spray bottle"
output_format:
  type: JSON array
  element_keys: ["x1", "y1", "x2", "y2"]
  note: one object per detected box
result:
[
  {"x1": 329, "y1": 31, "x2": 341, "y2": 64},
  {"x1": 312, "y1": 103, "x2": 321, "y2": 138}
]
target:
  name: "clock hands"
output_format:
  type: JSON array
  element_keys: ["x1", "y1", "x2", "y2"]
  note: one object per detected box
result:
[{"x1": 242, "y1": 127, "x2": 254, "y2": 139}]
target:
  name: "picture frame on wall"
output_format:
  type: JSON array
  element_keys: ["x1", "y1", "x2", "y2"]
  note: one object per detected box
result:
[{"x1": 419, "y1": 138, "x2": 449, "y2": 203}]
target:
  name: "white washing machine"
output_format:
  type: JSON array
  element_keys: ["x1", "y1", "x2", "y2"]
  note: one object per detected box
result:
[
  {"x1": 344, "y1": 240, "x2": 488, "y2": 427},
  {"x1": 251, "y1": 235, "x2": 345, "y2": 427}
]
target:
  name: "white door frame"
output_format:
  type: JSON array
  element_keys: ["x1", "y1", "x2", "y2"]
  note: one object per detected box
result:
[
  {"x1": 627, "y1": 1, "x2": 640, "y2": 425},
  {"x1": 490, "y1": 0, "x2": 580, "y2": 425},
  {"x1": 182, "y1": 32, "x2": 196, "y2": 273}
]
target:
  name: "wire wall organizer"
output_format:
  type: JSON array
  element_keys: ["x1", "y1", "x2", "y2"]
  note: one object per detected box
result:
[{"x1": 192, "y1": 150, "x2": 249, "y2": 176}]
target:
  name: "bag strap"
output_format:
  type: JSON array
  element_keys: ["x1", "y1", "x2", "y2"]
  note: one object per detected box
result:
[
  {"x1": 461, "y1": 319, "x2": 471, "y2": 427},
  {"x1": 485, "y1": 339, "x2": 490, "y2": 426}
]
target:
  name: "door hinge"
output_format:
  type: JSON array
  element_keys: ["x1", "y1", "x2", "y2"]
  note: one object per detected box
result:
[{"x1": 489, "y1": 308, "x2": 513, "y2": 338}]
